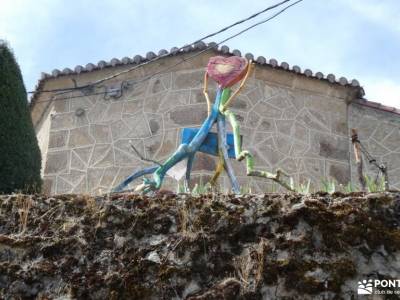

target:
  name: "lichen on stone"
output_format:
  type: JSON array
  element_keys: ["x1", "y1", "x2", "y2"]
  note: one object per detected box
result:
[{"x1": 0, "y1": 192, "x2": 399, "y2": 299}]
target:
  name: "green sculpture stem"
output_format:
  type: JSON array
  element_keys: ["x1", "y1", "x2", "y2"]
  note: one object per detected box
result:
[{"x1": 222, "y1": 107, "x2": 294, "y2": 192}]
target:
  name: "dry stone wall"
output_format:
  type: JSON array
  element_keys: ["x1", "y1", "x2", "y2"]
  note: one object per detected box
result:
[
  {"x1": 349, "y1": 103, "x2": 400, "y2": 190},
  {"x1": 34, "y1": 51, "x2": 399, "y2": 195}
]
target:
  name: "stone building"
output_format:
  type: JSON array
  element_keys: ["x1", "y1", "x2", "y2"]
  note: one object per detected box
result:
[{"x1": 30, "y1": 42, "x2": 400, "y2": 194}]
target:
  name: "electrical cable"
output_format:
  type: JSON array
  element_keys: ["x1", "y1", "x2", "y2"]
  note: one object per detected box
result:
[
  {"x1": 28, "y1": 0, "x2": 297, "y2": 95},
  {"x1": 31, "y1": 0, "x2": 304, "y2": 105}
]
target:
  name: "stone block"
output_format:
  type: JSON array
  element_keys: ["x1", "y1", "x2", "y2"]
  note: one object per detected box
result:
[
  {"x1": 229, "y1": 95, "x2": 251, "y2": 111},
  {"x1": 383, "y1": 152, "x2": 400, "y2": 170},
  {"x1": 158, "y1": 90, "x2": 191, "y2": 113},
  {"x1": 265, "y1": 95, "x2": 292, "y2": 110},
  {"x1": 173, "y1": 70, "x2": 204, "y2": 89},
  {"x1": 68, "y1": 126, "x2": 95, "y2": 147},
  {"x1": 329, "y1": 112, "x2": 347, "y2": 136},
  {"x1": 292, "y1": 76, "x2": 330, "y2": 96},
  {"x1": 90, "y1": 124, "x2": 112, "y2": 143},
  {"x1": 89, "y1": 144, "x2": 114, "y2": 168},
  {"x1": 56, "y1": 177, "x2": 73, "y2": 194},
  {"x1": 257, "y1": 118, "x2": 275, "y2": 132},
  {"x1": 310, "y1": 132, "x2": 349, "y2": 161},
  {"x1": 53, "y1": 99, "x2": 70, "y2": 113},
  {"x1": 145, "y1": 113, "x2": 163, "y2": 135},
  {"x1": 102, "y1": 102, "x2": 124, "y2": 123},
  {"x1": 126, "y1": 81, "x2": 148, "y2": 100},
  {"x1": 257, "y1": 138, "x2": 285, "y2": 166},
  {"x1": 73, "y1": 146, "x2": 93, "y2": 166},
  {"x1": 252, "y1": 132, "x2": 272, "y2": 146},
  {"x1": 48, "y1": 130, "x2": 69, "y2": 148},
  {"x1": 293, "y1": 122, "x2": 308, "y2": 141},
  {"x1": 274, "y1": 135, "x2": 293, "y2": 155},
  {"x1": 245, "y1": 85, "x2": 263, "y2": 106},
  {"x1": 50, "y1": 113, "x2": 74, "y2": 131},
  {"x1": 124, "y1": 114, "x2": 151, "y2": 138},
  {"x1": 372, "y1": 122, "x2": 396, "y2": 142},
  {"x1": 367, "y1": 139, "x2": 389, "y2": 157},
  {"x1": 70, "y1": 97, "x2": 93, "y2": 112},
  {"x1": 71, "y1": 177, "x2": 87, "y2": 194},
  {"x1": 246, "y1": 111, "x2": 261, "y2": 128},
  {"x1": 123, "y1": 99, "x2": 144, "y2": 115},
  {"x1": 87, "y1": 168, "x2": 105, "y2": 192},
  {"x1": 296, "y1": 109, "x2": 329, "y2": 132},
  {"x1": 45, "y1": 151, "x2": 70, "y2": 174},
  {"x1": 282, "y1": 107, "x2": 298, "y2": 119},
  {"x1": 252, "y1": 102, "x2": 283, "y2": 119},
  {"x1": 167, "y1": 104, "x2": 207, "y2": 127},
  {"x1": 263, "y1": 84, "x2": 282, "y2": 100},
  {"x1": 308, "y1": 108, "x2": 329, "y2": 128},
  {"x1": 100, "y1": 166, "x2": 120, "y2": 188},
  {"x1": 382, "y1": 127, "x2": 400, "y2": 151},
  {"x1": 59, "y1": 170, "x2": 86, "y2": 187},
  {"x1": 87, "y1": 101, "x2": 108, "y2": 123},
  {"x1": 110, "y1": 120, "x2": 130, "y2": 140},
  {"x1": 147, "y1": 74, "x2": 171, "y2": 94},
  {"x1": 355, "y1": 116, "x2": 379, "y2": 139},
  {"x1": 254, "y1": 67, "x2": 295, "y2": 87},
  {"x1": 144, "y1": 94, "x2": 165, "y2": 113},
  {"x1": 275, "y1": 120, "x2": 294, "y2": 136},
  {"x1": 290, "y1": 141, "x2": 308, "y2": 156},
  {"x1": 327, "y1": 85, "x2": 358, "y2": 101},
  {"x1": 70, "y1": 151, "x2": 86, "y2": 171}
]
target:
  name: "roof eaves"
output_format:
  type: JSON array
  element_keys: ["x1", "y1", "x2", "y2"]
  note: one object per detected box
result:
[
  {"x1": 30, "y1": 41, "x2": 363, "y2": 107},
  {"x1": 354, "y1": 98, "x2": 400, "y2": 116}
]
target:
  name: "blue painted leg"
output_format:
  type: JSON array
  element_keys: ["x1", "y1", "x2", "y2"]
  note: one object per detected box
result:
[{"x1": 112, "y1": 166, "x2": 158, "y2": 193}]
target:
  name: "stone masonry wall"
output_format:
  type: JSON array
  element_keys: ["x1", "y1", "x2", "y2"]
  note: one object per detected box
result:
[
  {"x1": 32, "y1": 51, "x2": 379, "y2": 195},
  {"x1": 349, "y1": 103, "x2": 400, "y2": 190}
]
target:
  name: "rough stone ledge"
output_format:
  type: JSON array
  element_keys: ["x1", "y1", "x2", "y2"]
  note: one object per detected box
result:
[{"x1": 0, "y1": 191, "x2": 399, "y2": 299}]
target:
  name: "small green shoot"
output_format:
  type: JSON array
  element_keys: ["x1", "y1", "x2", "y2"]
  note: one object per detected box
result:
[
  {"x1": 297, "y1": 179, "x2": 311, "y2": 195},
  {"x1": 321, "y1": 178, "x2": 336, "y2": 194}
]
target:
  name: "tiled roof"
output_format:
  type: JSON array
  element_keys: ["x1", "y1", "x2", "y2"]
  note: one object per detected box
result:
[
  {"x1": 31, "y1": 41, "x2": 400, "y2": 117},
  {"x1": 35, "y1": 41, "x2": 363, "y2": 86}
]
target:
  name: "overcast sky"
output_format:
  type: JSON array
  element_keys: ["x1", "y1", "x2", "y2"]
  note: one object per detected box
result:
[{"x1": 1, "y1": 0, "x2": 399, "y2": 108}]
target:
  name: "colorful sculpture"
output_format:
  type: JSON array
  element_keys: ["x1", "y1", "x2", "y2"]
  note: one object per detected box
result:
[{"x1": 113, "y1": 56, "x2": 293, "y2": 193}]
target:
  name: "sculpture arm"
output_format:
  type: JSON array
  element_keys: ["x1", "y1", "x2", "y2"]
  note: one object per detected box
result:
[
  {"x1": 221, "y1": 61, "x2": 254, "y2": 112},
  {"x1": 203, "y1": 71, "x2": 212, "y2": 116}
]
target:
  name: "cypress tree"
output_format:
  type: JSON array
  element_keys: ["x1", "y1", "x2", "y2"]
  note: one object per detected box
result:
[{"x1": 0, "y1": 41, "x2": 42, "y2": 193}]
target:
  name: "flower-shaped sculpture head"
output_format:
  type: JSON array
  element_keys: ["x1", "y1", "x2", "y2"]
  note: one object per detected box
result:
[{"x1": 207, "y1": 56, "x2": 249, "y2": 88}]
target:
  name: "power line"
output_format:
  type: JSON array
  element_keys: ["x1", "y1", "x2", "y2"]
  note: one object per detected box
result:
[
  {"x1": 28, "y1": 0, "x2": 295, "y2": 95},
  {"x1": 32, "y1": 0, "x2": 304, "y2": 105}
]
